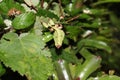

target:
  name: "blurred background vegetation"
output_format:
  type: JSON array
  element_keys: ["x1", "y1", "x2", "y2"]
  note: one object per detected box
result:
[
  {"x1": 68, "y1": 0, "x2": 120, "y2": 75},
  {"x1": 57, "y1": 0, "x2": 120, "y2": 76}
]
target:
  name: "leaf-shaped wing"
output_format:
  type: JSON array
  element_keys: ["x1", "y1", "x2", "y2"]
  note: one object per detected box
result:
[{"x1": 53, "y1": 29, "x2": 65, "y2": 48}]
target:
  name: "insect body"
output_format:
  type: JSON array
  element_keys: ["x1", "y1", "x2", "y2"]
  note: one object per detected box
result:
[{"x1": 8, "y1": 8, "x2": 21, "y2": 16}]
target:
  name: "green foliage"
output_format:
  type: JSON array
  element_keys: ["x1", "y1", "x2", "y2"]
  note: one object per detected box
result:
[
  {"x1": 65, "y1": 26, "x2": 82, "y2": 41},
  {"x1": 0, "y1": 63, "x2": 6, "y2": 77},
  {"x1": 88, "y1": 75, "x2": 120, "y2": 80},
  {"x1": 93, "y1": 0, "x2": 120, "y2": 6},
  {"x1": 77, "y1": 39, "x2": 112, "y2": 53},
  {"x1": 37, "y1": 8, "x2": 59, "y2": 20},
  {"x1": 65, "y1": 0, "x2": 83, "y2": 16},
  {"x1": 0, "y1": 32, "x2": 53, "y2": 80},
  {"x1": 0, "y1": 15, "x2": 4, "y2": 26},
  {"x1": 12, "y1": 12, "x2": 36, "y2": 30},
  {"x1": 42, "y1": 32, "x2": 53, "y2": 42},
  {"x1": 75, "y1": 56, "x2": 101, "y2": 80},
  {"x1": 0, "y1": 0, "x2": 120, "y2": 80}
]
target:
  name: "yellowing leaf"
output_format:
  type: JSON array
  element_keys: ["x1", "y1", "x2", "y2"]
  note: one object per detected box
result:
[
  {"x1": 42, "y1": 22, "x2": 49, "y2": 28},
  {"x1": 48, "y1": 19, "x2": 55, "y2": 26},
  {"x1": 53, "y1": 29, "x2": 65, "y2": 48}
]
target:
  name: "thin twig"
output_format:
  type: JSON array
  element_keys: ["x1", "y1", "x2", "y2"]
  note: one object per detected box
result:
[
  {"x1": 24, "y1": 1, "x2": 37, "y2": 12},
  {"x1": 66, "y1": 15, "x2": 80, "y2": 23},
  {"x1": 40, "y1": 0, "x2": 44, "y2": 8},
  {"x1": 58, "y1": 0, "x2": 64, "y2": 19}
]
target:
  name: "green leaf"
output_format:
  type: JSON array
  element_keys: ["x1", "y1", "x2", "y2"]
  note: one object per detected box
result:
[
  {"x1": 61, "y1": 0, "x2": 70, "y2": 5},
  {"x1": 37, "y1": 8, "x2": 59, "y2": 20},
  {"x1": 79, "y1": 48, "x2": 94, "y2": 59},
  {"x1": 65, "y1": 26, "x2": 82, "y2": 41},
  {"x1": 0, "y1": 32, "x2": 53, "y2": 80},
  {"x1": 0, "y1": 63, "x2": 6, "y2": 77},
  {"x1": 92, "y1": 0, "x2": 120, "y2": 6},
  {"x1": 65, "y1": 0, "x2": 82, "y2": 16},
  {"x1": 77, "y1": 39, "x2": 112, "y2": 53},
  {"x1": 12, "y1": 12, "x2": 36, "y2": 30},
  {"x1": 99, "y1": 75, "x2": 120, "y2": 80},
  {"x1": 99, "y1": 27, "x2": 112, "y2": 37},
  {"x1": 75, "y1": 56, "x2": 101, "y2": 80},
  {"x1": 32, "y1": 16, "x2": 43, "y2": 36},
  {"x1": 53, "y1": 28, "x2": 65, "y2": 48},
  {"x1": 79, "y1": 13, "x2": 91, "y2": 19},
  {"x1": 0, "y1": 1, "x2": 9, "y2": 15},
  {"x1": 88, "y1": 75, "x2": 120, "y2": 80},
  {"x1": 60, "y1": 48, "x2": 79, "y2": 64},
  {"x1": 0, "y1": 15, "x2": 4, "y2": 26},
  {"x1": 43, "y1": 32, "x2": 53, "y2": 42},
  {"x1": 110, "y1": 13, "x2": 120, "y2": 29},
  {"x1": 82, "y1": 19, "x2": 101, "y2": 28}
]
